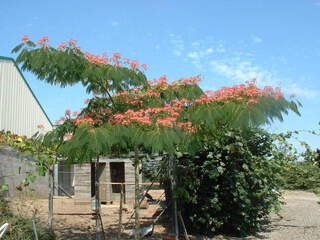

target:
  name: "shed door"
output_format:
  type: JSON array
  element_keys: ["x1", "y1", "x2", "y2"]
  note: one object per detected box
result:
[{"x1": 110, "y1": 162, "x2": 125, "y2": 201}]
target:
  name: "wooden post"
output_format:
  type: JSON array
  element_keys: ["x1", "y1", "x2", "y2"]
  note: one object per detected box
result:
[
  {"x1": 170, "y1": 156, "x2": 179, "y2": 240},
  {"x1": 95, "y1": 156, "x2": 103, "y2": 240},
  {"x1": 118, "y1": 183, "x2": 124, "y2": 239},
  {"x1": 134, "y1": 149, "x2": 141, "y2": 240},
  {"x1": 32, "y1": 219, "x2": 39, "y2": 240},
  {"x1": 178, "y1": 212, "x2": 190, "y2": 240},
  {"x1": 48, "y1": 166, "x2": 54, "y2": 229}
]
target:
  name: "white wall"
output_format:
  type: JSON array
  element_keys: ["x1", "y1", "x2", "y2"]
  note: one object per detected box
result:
[{"x1": 0, "y1": 58, "x2": 52, "y2": 137}]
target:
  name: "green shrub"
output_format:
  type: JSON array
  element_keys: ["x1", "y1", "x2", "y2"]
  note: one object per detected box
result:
[
  {"x1": 175, "y1": 128, "x2": 284, "y2": 237},
  {"x1": 0, "y1": 197, "x2": 54, "y2": 240},
  {"x1": 282, "y1": 161, "x2": 320, "y2": 193}
]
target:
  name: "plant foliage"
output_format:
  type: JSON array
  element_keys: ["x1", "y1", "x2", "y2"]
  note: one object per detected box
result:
[{"x1": 174, "y1": 128, "x2": 284, "y2": 236}]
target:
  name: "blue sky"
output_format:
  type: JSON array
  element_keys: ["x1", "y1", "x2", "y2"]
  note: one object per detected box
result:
[{"x1": 1, "y1": 0, "x2": 319, "y2": 149}]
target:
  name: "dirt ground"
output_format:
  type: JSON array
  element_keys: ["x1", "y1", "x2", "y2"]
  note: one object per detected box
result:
[
  {"x1": 7, "y1": 190, "x2": 320, "y2": 240},
  {"x1": 8, "y1": 190, "x2": 169, "y2": 240}
]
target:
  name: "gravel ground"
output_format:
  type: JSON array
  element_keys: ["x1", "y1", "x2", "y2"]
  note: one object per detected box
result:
[{"x1": 209, "y1": 191, "x2": 320, "y2": 240}]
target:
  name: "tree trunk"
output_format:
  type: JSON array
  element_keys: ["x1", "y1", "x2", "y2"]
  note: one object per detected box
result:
[
  {"x1": 95, "y1": 156, "x2": 103, "y2": 240},
  {"x1": 48, "y1": 166, "x2": 54, "y2": 230},
  {"x1": 134, "y1": 149, "x2": 141, "y2": 240}
]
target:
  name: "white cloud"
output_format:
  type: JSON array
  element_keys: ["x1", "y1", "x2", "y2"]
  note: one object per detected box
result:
[
  {"x1": 209, "y1": 60, "x2": 278, "y2": 85},
  {"x1": 167, "y1": 35, "x2": 319, "y2": 99},
  {"x1": 216, "y1": 46, "x2": 226, "y2": 53},
  {"x1": 187, "y1": 52, "x2": 199, "y2": 59},
  {"x1": 111, "y1": 21, "x2": 119, "y2": 27},
  {"x1": 169, "y1": 34, "x2": 185, "y2": 57},
  {"x1": 209, "y1": 59, "x2": 319, "y2": 99},
  {"x1": 251, "y1": 35, "x2": 263, "y2": 44},
  {"x1": 283, "y1": 84, "x2": 319, "y2": 99},
  {"x1": 173, "y1": 50, "x2": 182, "y2": 56}
]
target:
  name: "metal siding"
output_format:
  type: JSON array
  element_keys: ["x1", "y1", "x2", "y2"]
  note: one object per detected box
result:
[{"x1": 0, "y1": 59, "x2": 52, "y2": 137}]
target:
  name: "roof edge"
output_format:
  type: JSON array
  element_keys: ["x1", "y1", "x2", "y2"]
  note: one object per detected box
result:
[{"x1": 0, "y1": 56, "x2": 53, "y2": 127}]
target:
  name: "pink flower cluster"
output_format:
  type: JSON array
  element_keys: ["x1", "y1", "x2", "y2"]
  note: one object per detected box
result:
[
  {"x1": 81, "y1": 51, "x2": 147, "y2": 71},
  {"x1": 147, "y1": 75, "x2": 201, "y2": 90},
  {"x1": 109, "y1": 106, "x2": 194, "y2": 132},
  {"x1": 109, "y1": 104, "x2": 191, "y2": 130},
  {"x1": 73, "y1": 117, "x2": 94, "y2": 126},
  {"x1": 64, "y1": 134, "x2": 73, "y2": 140},
  {"x1": 22, "y1": 35, "x2": 29, "y2": 43},
  {"x1": 193, "y1": 80, "x2": 285, "y2": 105},
  {"x1": 57, "y1": 43, "x2": 66, "y2": 50},
  {"x1": 21, "y1": 36, "x2": 148, "y2": 71},
  {"x1": 36, "y1": 36, "x2": 49, "y2": 46}
]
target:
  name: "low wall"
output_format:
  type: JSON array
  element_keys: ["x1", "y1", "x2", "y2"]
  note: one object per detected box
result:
[{"x1": 0, "y1": 144, "x2": 48, "y2": 198}]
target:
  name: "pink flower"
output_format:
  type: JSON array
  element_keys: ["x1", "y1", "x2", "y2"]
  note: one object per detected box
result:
[
  {"x1": 102, "y1": 52, "x2": 108, "y2": 57},
  {"x1": 65, "y1": 109, "x2": 71, "y2": 115},
  {"x1": 68, "y1": 39, "x2": 77, "y2": 45},
  {"x1": 37, "y1": 39, "x2": 45, "y2": 45},
  {"x1": 290, "y1": 93, "x2": 296, "y2": 98},
  {"x1": 74, "y1": 46, "x2": 81, "y2": 51},
  {"x1": 57, "y1": 43, "x2": 66, "y2": 50},
  {"x1": 64, "y1": 134, "x2": 73, "y2": 140},
  {"x1": 22, "y1": 35, "x2": 29, "y2": 43},
  {"x1": 42, "y1": 36, "x2": 49, "y2": 42},
  {"x1": 123, "y1": 58, "x2": 130, "y2": 64},
  {"x1": 141, "y1": 64, "x2": 148, "y2": 70},
  {"x1": 158, "y1": 75, "x2": 167, "y2": 83},
  {"x1": 112, "y1": 52, "x2": 121, "y2": 60},
  {"x1": 72, "y1": 111, "x2": 78, "y2": 117},
  {"x1": 247, "y1": 99, "x2": 259, "y2": 104},
  {"x1": 130, "y1": 60, "x2": 139, "y2": 69},
  {"x1": 275, "y1": 87, "x2": 281, "y2": 92}
]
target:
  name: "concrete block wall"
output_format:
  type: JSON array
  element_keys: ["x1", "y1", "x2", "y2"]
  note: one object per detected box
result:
[{"x1": 0, "y1": 145, "x2": 48, "y2": 198}]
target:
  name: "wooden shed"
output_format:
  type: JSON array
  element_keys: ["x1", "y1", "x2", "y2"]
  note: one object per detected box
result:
[{"x1": 56, "y1": 156, "x2": 142, "y2": 203}]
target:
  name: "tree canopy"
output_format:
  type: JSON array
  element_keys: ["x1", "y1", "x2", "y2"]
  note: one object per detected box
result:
[{"x1": 12, "y1": 36, "x2": 302, "y2": 163}]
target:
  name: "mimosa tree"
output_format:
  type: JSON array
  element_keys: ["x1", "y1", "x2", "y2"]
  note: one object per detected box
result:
[{"x1": 12, "y1": 36, "x2": 301, "y2": 239}]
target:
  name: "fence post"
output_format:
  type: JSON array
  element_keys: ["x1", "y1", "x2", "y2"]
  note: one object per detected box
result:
[
  {"x1": 118, "y1": 183, "x2": 124, "y2": 239},
  {"x1": 95, "y1": 156, "x2": 103, "y2": 240},
  {"x1": 170, "y1": 156, "x2": 179, "y2": 240},
  {"x1": 48, "y1": 166, "x2": 54, "y2": 230},
  {"x1": 134, "y1": 149, "x2": 141, "y2": 240}
]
